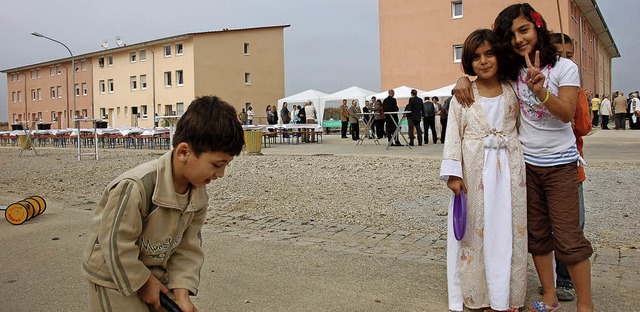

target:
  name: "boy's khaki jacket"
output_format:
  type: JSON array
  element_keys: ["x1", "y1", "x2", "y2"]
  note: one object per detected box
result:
[{"x1": 82, "y1": 151, "x2": 208, "y2": 296}]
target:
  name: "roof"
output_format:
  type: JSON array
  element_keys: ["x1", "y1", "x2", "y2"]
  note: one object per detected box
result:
[
  {"x1": 2, "y1": 25, "x2": 290, "y2": 73},
  {"x1": 574, "y1": 0, "x2": 620, "y2": 58}
]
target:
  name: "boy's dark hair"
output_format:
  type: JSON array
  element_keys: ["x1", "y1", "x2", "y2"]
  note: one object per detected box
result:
[
  {"x1": 549, "y1": 33, "x2": 573, "y2": 45},
  {"x1": 461, "y1": 29, "x2": 503, "y2": 77},
  {"x1": 172, "y1": 95, "x2": 244, "y2": 156},
  {"x1": 493, "y1": 3, "x2": 558, "y2": 81}
]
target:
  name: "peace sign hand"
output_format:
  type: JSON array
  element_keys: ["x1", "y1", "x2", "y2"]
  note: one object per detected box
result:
[{"x1": 524, "y1": 51, "x2": 546, "y2": 94}]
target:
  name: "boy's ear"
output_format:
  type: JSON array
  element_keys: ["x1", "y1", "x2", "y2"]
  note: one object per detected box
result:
[{"x1": 174, "y1": 142, "x2": 192, "y2": 162}]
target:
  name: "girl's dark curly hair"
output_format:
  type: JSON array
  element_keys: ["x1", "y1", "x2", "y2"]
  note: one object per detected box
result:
[{"x1": 492, "y1": 3, "x2": 557, "y2": 81}]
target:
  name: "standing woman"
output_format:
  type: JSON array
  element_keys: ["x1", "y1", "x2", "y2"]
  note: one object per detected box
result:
[
  {"x1": 266, "y1": 105, "x2": 274, "y2": 125},
  {"x1": 454, "y1": 4, "x2": 593, "y2": 312}
]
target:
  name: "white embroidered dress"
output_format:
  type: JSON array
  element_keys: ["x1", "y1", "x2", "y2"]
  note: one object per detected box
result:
[{"x1": 440, "y1": 82, "x2": 527, "y2": 311}]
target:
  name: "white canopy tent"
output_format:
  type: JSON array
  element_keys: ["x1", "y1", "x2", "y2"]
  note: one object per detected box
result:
[
  {"x1": 319, "y1": 86, "x2": 377, "y2": 115},
  {"x1": 422, "y1": 83, "x2": 456, "y2": 98},
  {"x1": 369, "y1": 85, "x2": 430, "y2": 104},
  {"x1": 276, "y1": 89, "x2": 328, "y2": 124}
]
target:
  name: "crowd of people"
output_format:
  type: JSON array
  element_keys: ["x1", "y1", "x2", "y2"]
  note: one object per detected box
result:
[{"x1": 587, "y1": 91, "x2": 640, "y2": 130}]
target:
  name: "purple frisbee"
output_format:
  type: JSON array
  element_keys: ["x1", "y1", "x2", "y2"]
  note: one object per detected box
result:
[{"x1": 453, "y1": 189, "x2": 467, "y2": 241}]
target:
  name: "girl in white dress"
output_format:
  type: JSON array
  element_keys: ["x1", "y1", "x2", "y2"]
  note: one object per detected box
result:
[{"x1": 441, "y1": 29, "x2": 527, "y2": 312}]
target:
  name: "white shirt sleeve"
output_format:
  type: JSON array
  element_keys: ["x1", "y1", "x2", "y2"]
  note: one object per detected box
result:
[
  {"x1": 555, "y1": 57, "x2": 580, "y2": 87},
  {"x1": 440, "y1": 159, "x2": 462, "y2": 181}
]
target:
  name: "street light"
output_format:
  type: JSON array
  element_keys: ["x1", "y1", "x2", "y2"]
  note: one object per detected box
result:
[{"x1": 31, "y1": 31, "x2": 80, "y2": 160}]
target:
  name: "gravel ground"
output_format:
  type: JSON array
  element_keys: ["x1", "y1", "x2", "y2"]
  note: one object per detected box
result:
[{"x1": 2, "y1": 145, "x2": 638, "y2": 250}]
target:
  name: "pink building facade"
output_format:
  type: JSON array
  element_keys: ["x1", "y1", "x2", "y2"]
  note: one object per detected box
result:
[{"x1": 379, "y1": 0, "x2": 619, "y2": 96}]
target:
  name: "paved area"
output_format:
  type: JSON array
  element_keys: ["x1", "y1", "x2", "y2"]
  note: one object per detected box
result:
[{"x1": 0, "y1": 128, "x2": 638, "y2": 311}]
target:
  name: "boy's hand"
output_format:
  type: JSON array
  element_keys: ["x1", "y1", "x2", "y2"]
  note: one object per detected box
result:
[
  {"x1": 173, "y1": 288, "x2": 197, "y2": 312},
  {"x1": 447, "y1": 176, "x2": 466, "y2": 196},
  {"x1": 138, "y1": 275, "x2": 169, "y2": 311}
]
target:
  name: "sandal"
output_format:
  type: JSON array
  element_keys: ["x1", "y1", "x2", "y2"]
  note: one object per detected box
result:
[{"x1": 529, "y1": 301, "x2": 561, "y2": 312}]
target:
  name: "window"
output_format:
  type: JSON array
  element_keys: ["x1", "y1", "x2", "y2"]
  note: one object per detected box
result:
[
  {"x1": 36, "y1": 68, "x2": 41, "y2": 78},
  {"x1": 50, "y1": 66, "x2": 55, "y2": 76},
  {"x1": 124, "y1": 106, "x2": 129, "y2": 117},
  {"x1": 107, "y1": 55, "x2": 113, "y2": 66},
  {"x1": 98, "y1": 57, "x2": 105, "y2": 67},
  {"x1": 74, "y1": 62, "x2": 79, "y2": 72},
  {"x1": 244, "y1": 42, "x2": 250, "y2": 55},
  {"x1": 17, "y1": 91, "x2": 22, "y2": 102},
  {"x1": 108, "y1": 79, "x2": 114, "y2": 93},
  {"x1": 50, "y1": 87, "x2": 56, "y2": 99},
  {"x1": 100, "y1": 108, "x2": 106, "y2": 119},
  {"x1": 82, "y1": 109, "x2": 88, "y2": 118},
  {"x1": 75, "y1": 84, "x2": 80, "y2": 96},
  {"x1": 11, "y1": 73, "x2": 16, "y2": 82},
  {"x1": 140, "y1": 75, "x2": 147, "y2": 89},
  {"x1": 117, "y1": 107, "x2": 121, "y2": 117},
  {"x1": 17, "y1": 73, "x2": 21, "y2": 81},
  {"x1": 30, "y1": 70, "x2": 35, "y2": 79},
  {"x1": 99, "y1": 80, "x2": 106, "y2": 94},
  {"x1": 164, "y1": 45, "x2": 171, "y2": 57},
  {"x1": 37, "y1": 88, "x2": 42, "y2": 100},
  {"x1": 51, "y1": 112, "x2": 57, "y2": 121},
  {"x1": 176, "y1": 70, "x2": 184, "y2": 86},
  {"x1": 140, "y1": 50, "x2": 146, "y2": 61},
  {"x1": 130, "y1": 51, "x2": 137, "y2": 63},
  {"x1": 130, "y1": 76, "x2": 138, "y2": 90},
  {"x1": 31, "y1": 89, "x2": 36, "y2": 101},
  {"x1": 453, "y1": 45, "x2": 463, "y2": 63},
  {"x1": 176, "y1": 43, "x2": 183, "y2": 55},
  {"x1": 141, "y1": 105, "x2": 148, "y2": 118},
  {"x1": 452, "y1": 1, "x2": 463, "y2": 18},
  {"x1": 176, "y1": 102, "x2": 184, "y2": 115},
  {"x1": 12, "y1": 92, "x2": 16, "y2": 103},
  {"x1": 81, "y1": 60, "x2": 87, "y2": 71},
  {"x1": 82, "y1": 83, "x2": 87, "y2": 96},
  {"x1": 57, "y1": 65, "x2": 62, "y2": 75},
  {"x1": 244, "y1": 72, "x2": 251, "y2": 85},
  {"x1": 164, "y1": 71, "x2": 172, "y2": 87},
  {"x1": 57, "y1": 86, "x2": 63, "y2": 98},
  {"x1": 37, "y1": 112, "x2": 42, "y2": 121}
]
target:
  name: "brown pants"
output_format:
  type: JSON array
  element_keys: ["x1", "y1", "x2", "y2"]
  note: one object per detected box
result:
[{"x1": 526, "y1": 162, "x2": 593, "y2": 264}]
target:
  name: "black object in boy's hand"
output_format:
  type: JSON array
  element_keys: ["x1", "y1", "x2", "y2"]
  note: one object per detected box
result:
[{"x1": 160, "y1": 292, "x2": 183, "y2": 312}]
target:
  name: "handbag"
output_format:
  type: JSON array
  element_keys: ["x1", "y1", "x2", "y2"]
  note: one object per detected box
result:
[{"x1": 453, "y1": 189, "x2": 467, "y2": 241}]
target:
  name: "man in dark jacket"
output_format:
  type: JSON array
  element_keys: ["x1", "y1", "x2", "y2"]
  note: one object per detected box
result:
[
  {"x1": 383, "y1": 89, "x2": 402, "y2": 146},
  {"x1": 422, "y1": 97, "x2": 437, "y2": 144},
  {"x1": 406, "y1": 89, "x2": 424, "y2": 146}
]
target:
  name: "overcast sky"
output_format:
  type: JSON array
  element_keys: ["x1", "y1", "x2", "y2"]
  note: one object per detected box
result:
[{"x1": 0, "y1": 0, "x2": 637, "y2": 122}]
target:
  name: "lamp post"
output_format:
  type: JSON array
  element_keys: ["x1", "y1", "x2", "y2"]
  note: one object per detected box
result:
[{"x1": 32, "y1": 31, "x2": 80, "y2": 160}]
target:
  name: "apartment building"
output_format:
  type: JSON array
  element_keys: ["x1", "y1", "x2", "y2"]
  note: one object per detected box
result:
[
  {"x1": 3, "y1": 25, "x2": 289, "y2": 129},
  {"x1": 379, "y1": 0, "x2": 619, "y2": 96}
]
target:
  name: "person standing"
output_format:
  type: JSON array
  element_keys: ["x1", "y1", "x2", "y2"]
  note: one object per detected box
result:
[
  {"x1": 406, "y1": 89, "x2": 424, "y2": 146},
  {"x1": 613, "y1": 92, "x2": 627, "y2": 130},
  {"x1": 340, "y1": 99, "x2": 349, "y2": 139},
  {"x1": 422, "y1": 97, "x2": 437, "y2": 144},
  {"x1": 238, "y1": 108, "x2": 248, "y2": 125},
  {"x1": 600, "y1": 95, "x2": 612, "y2": 130},
  {"x1": 549, "y1": 32, "x2": 593, "y2": 302},
  {"x1": 435, "y1": 96, "x2": 448, "y2": 143},
  {"x1": 304, "y1": 101, "x2": 317, "y2": 143},
  {"x1": 369, "y1": 96, "x2": 378, "y2": 137},
  {"x1": 630, "y1": 93, "x2": 640, "y2": 129},
  {"x1": 348, "y1": 100, "x2": 361, "y2": 141},
  {"x1": 590, "y1": 94, "x2": 601, "y2": 127},
  {"x1": 383, "y1": 89, "x2": 402, "y2": 146},
  {"x1": 362, "y1": 100, "x2": 372, "y2": 139},
  {"x1": 246, "y1": 107, "x2": 255, "y2": 125},
  {"x1": 281, "y1": 102, "x2": 291, "y2": 124},
  {"x1": 442, "y1": 29, "x2": 527, "y2": 312},
  {"x1": 373, "y1": 99, "x2": 386, "y2": 139}
]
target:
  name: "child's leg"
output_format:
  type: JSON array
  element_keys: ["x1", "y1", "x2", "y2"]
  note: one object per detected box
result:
[
  {"x1": 568, "y1": 259, "x2": 594, "y2": 311},
  {"x1": 532, "y1": 252, "x2": 557, "y2": 306}
]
